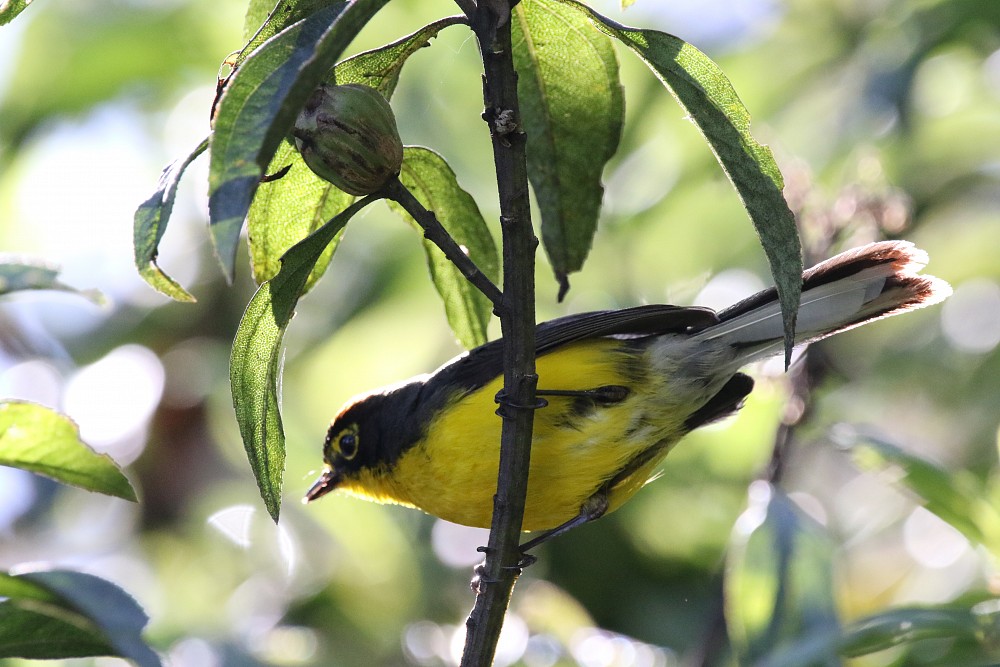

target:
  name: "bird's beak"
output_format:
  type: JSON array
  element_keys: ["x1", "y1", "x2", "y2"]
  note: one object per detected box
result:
[{"x1": 303, "y1": 468, "x2": 340, "y2": 503}]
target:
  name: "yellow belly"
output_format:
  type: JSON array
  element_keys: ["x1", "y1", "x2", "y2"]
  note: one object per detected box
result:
[{"x1": 352, "y1": 338, "x2": 692, "y2": 532}]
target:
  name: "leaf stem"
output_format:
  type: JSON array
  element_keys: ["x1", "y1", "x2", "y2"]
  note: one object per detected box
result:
[
  {"x1": 461, "y1": 1, "x2": 539, "y2": 665},
  {"x1": 382, "y1": 176, "x2": 504, "y2": 310}
]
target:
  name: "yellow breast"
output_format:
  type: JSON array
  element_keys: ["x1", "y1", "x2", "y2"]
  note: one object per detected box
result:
[{"x1": 343, "y1": 338, "x2": 691, "y2": 532}]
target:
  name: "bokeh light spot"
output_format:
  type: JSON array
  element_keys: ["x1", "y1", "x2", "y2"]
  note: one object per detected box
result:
[{"x1": 941, "y1": 279, "x2": 1000, "y2": 354}]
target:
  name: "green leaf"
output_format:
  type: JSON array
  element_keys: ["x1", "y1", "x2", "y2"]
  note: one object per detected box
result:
[
  {"x1": 839, "y1": 428, "x2": 1000, "y2": 551},
  {"x1": 761, "y1": 603, "x2": 1000, "y2": 666},
  {"x1": 248, "y1": 140, "x2": 354, "y2": 288},
  {"x1": 335, "y1": 15, "x2": 467, "y2": 98},
  {"x1": 0, "y1": 0, "x2": 32, "y2": 26},
  {"x1": 231, "y1": 197, "x2": 376, "y2": 522},
  {"x1": 556, "y1": 0, "x2": 802, "y2": 361},
  {"x1": 390, "y1": 148, "x2": 499, "y2": 349},
  {"x1": 0, "y1": 257, "x2": 103, "y2": 304},
  {"x1": 725, "y1": 483, "x2": 839, "y2": 665},
  {"x1": 133, "y1": 137, "x2": 208, "y2": 303},
  {"x1": 237, "y1": 0, "x2": 338, "y2": 67},
  {"x1": 247, "y1": 17, "x2": 464, "y2": 289},
  {"x1": 512, "y1": 0, "x2": 623, "y2": 298},
  {"x1": 0, "y1": 401, "x2": 136, "y2": 502},
  {"x1": 0, "y1": 570, "x2": 161, "y2": 666},
  {"x1": 208, "y1": 0, "x2": 390, "y2": 282}
]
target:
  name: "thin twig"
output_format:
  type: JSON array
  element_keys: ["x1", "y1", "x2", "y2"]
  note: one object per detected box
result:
[
  {"x1": 382, "y1": 176, "x2": 504, "y2": 310},
  {"x1": 460, "y1": 1, "x2": 539, "y2": 665}
]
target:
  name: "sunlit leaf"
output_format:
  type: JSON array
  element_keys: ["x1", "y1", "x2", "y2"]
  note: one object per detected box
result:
[
  {"x1": 0, "y1": 256, "x2": 103, "y2": 304},
  {"x1": 208, "y1": 0, "x2": 389, "y2": 282},
  {"x1": 557, "y1": 0, "x2": 802, "y2": 362},
  {"x1": 247, "y1": 17, "x2": 464, "y2": 289},
  {"x1": 336, "y1": 15, "x2": 467, "y2": 98},
  {"x1": 0, "y1": 401, "x2": 136, "y2": 502},
  {"x1": 839, "y1": 428, "x2": 1000, "y2": 551},
  {"x1": 0, "y1": 570, "x2": 160, "y2": 666},
  {"x1": 133, "y1": 137, "x2": 208, "y2": 302},
  {"x1": 390, "y1": 147, "x2": 499, "y2": 349},
  {"x1": 725, "y1": 482, "x2": 839, "y2": 664},
  {"x1": 231, "y1": 197, "x2": 375, "y2": 522},
  {"x1": 0, "y1": 0, "x2": 32, "y2": 26},
  {"x1": 512, "y1": 0, "x2": 623, "y2": 297},
  {"x1": 237, "y1": 0, "x2": 337, "y2": 67}
]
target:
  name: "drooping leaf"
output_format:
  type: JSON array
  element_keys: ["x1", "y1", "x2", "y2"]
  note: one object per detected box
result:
[
  {"x1": 0, "y1": 0, "x2": 32, "y2": 26},
  {"x1": 556, "y1": 0, "x2": 802, "y2": 362},
  {"x1": 512, "y1": 0, "x2": 623, "y2": 298},
  {"x1": 0, "y1": 570, "x2": 160, "y2": 666},
  {"x1": 725, "y1": 483, "x2": 840, "y2": 665},
  {"x1": 0, "y1": 256, "x2": 103, "y2": 304},
  {"x1": 389, "y1": 147, "x2": 499, "y2": 349},
  {"x1": 0, "y1": 401, "x2": 136, "y2": 502},
  {"x1": 839, "y1": 428, "x2": 1000, "y2": 551},
  {"x1": 208, "y1": 0, "x2": 390, "y2": 282},
  {"x1": 133, "y1": 137, "x2": 208, "y2": 302},
  {"x1": 231, "y1": 197, "x2": 376, "y2": 522},
  {"x1": 247, "y1": 16, "x2": 464, "y2": 289}
]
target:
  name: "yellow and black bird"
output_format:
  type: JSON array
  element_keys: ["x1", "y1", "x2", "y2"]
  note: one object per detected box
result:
[{"x1": 304, "y1": 241, "x2": 950, "y2": 546}]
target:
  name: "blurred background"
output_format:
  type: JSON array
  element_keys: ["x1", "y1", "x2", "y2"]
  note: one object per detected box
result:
[{"x1": 1, "y1": 0, "x2": 999, "y2": 665}]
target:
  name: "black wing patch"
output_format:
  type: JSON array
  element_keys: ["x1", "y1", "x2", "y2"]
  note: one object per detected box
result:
[{"x1": 428, "y1": 305, "x2": 719, "y2": 398}]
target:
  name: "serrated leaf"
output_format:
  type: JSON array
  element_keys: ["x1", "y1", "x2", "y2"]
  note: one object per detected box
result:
[
  {"x1": 133, "y1": 137, "x2": 208, "y2": 302},
  {"x1": 840, "y1": 429, "x2": 999, "y2": 550},
  {"x1": 232, "y1": 197, "x2": 375, "y2": 522},
  {"x1": 390, "y1": 147, "x2": 499, "y2": 349},
  {"x1": 0, "y1": 256, "x2": 103, "y2": 304},
  {"x1": 247, "y1": 17, "x2": 464, "y2": 290},
  {"x1": 0, "y1": 401, "x2": 136, "y2": 502},
  {"x1": 237, "y1": 0, "x2": 338, "y2": 67},
  {"x1": 0, "y1": 570, "x2": 160, "y2": 666},
  {"x1": 512, "y1": 0, "x2": 623, "y2": 297},
  {"x1": 726, "y1": 483, "x2": 839, "y2": 665},
  {"x1": 556, "y1": 0, "x2": 802, "y2": 362},
  {"x1": 336, "y1": 15, "x2": 467, "y2": 98},
  {"x1": 0, "y1": 0, "x2": 31, "y2": 26},
  {"x1": 208, "y1": 0, "x2": 390, "y2": 282}
]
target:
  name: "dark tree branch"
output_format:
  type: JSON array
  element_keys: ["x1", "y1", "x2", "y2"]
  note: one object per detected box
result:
[
  {"x1": 461, "y1": 1, "x2": 538, "y2": 666},
  {"x1": 382, "y1": 176, "x2": 504, "y2": 309},
  {"x1": 453, "y1": 0, "x2": 477, "y2": 20}
]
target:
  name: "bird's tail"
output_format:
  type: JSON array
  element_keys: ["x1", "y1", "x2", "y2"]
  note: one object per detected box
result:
[{"x1": 691, "y1": 241, "x2": 952, "y2": 364}]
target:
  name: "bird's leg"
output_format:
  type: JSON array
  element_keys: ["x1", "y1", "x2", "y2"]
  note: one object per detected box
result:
[
  {"x1": 515, "y1": 493, "x2": 610, "y2": 566},
  {"x1": 536, "y1": 385, "x2": 630, "y2": 405}
]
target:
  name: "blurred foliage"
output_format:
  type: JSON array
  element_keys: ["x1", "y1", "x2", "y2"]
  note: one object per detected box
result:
[{"x1": 1, "y1": 0, "x2": 999, "y2": 666}]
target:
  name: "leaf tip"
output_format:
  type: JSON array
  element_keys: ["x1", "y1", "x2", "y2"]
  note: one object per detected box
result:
[{"x1": 556, "y1": 272, "x2": 571, "y2": 303}]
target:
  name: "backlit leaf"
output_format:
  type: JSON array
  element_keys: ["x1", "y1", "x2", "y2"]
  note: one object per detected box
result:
[
  {"x1": 556, "y1": 0, "x2": 802, "y2": 362},
  {"x1": 391, "y1": 147, "x2": 499, "y2": 349},
  {"x1": 247, "y1": 16, "x2": 464, "y2": 290},
  {"x1": 231, "y1": 197, "x2": 375, "y2": 521},
  {"x1": 133, "y1": 137, "x2": 208, "y2": 302},
  {"x1": 0, "y1": 401, "x2": 136, "y2": 502},
  {"x1": 208, "y1": 0, "x2": 389, "y2": 281},
  {"x1": 512, "y1": 0, "x2": 624, "y2": 297}
]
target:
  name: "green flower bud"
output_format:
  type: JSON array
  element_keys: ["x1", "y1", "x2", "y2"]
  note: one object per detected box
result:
[{"x1": 293, "y1": 83, "x2": 404, "y2": 196}]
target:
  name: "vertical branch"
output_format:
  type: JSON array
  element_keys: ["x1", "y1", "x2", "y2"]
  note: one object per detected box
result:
[{"x1": 461, "y1": 1, "x2": 538, "y2": 666}]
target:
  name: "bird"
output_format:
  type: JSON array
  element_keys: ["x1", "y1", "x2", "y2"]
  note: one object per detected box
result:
[{"x1": 304, "y1": 240, "x2": 950, "y2": 549}]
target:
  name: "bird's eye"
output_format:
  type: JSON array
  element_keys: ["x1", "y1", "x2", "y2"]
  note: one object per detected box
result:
[{"x1": 338, "y1": 432, "x2": 358, "y2": 460}]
